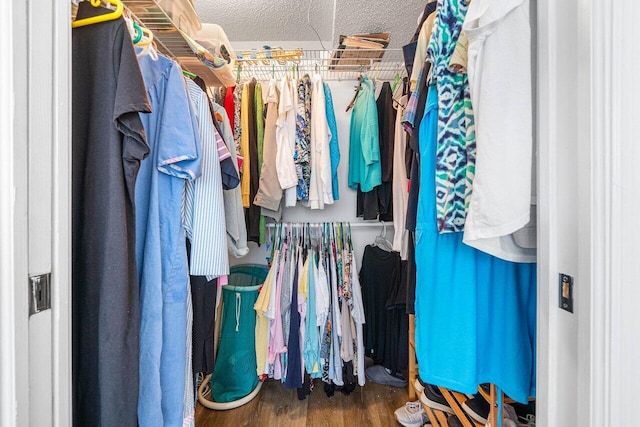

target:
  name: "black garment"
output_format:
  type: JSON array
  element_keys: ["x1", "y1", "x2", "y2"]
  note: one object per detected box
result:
[
  {"x1": 72, "y1": 4, "x2": 151, "y2": 426},
  {"x1": 245, "y1": 79, "x2": 261, "y2": 243},
  {"x1": 356, "y1": 178, "x2": 392, "y2": 221},
  {"x1": 406, "y1": 64, "x2": 431, "y2": 232},
  {"x1": 384, "y1": 307, "x2": 409, "y2": 373},
  {"x1": 285, "y1": 258, "x2": 302, "y2": 389},
  {"x1": 186, "y1": 239, "x2": 218, "y2": 374},
  {"x1": 404, "y1": 1, "x2": 438, "y2": 77},
  {"x1": 403, "y1": 41, "x2": 418, "y2": 81},
  {"x1": 378, "y1": 82, "x2": 396, "y2": 183},
  {"x1": 190, "y1": 276, "x2": 218, "y2": 374},
  {"x1": 360, "y1": 245, "x2": 402, "y2": 367},
  {"x1": 357, "y1": 82, "x2": 396, "y2": 221},
  {"x1": 411, "y1": 1, "x2": 438, "y2": 43},
  {"x1": 383, "y1": 254, "x2": 409, "y2": 373},
  {"x1": 405, "y1": 232, "x2": 417, "y2": 314}
]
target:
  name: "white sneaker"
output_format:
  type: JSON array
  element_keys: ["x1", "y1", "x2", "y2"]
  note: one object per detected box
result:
[
  {"x1": 394, "y1": 401, "x2": 429, "y2": 427},
  {"x1": 518, "y1": 414, "x2": 536, "y2": 427},
  {"x1": 484, "y1": 404, "x2": 519, "y2": 427}
]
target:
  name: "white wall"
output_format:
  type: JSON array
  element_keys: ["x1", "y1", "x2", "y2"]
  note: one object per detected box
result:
[{"x1": 231, "y1": 79, "x2": 395, "y2": 269}]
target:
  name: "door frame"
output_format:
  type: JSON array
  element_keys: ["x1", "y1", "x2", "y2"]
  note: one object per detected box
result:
[
  {"x1": 1, "y1": 1, "x2": 30, "y2": 425},
  {"x1": 0, "y1": 1, "x2": 72, "y2": 426},
  {"x1": 2, "y1": 0, "x2": 631, "y2": 426}
]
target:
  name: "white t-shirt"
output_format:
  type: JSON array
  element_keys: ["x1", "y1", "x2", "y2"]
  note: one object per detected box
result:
[
  {"x1": 462, "y1": 0, "x2": 536, "y2": 263},
  {"x1": 309, "y1": 74, "x2": 334, "y2": 209},
  {"x1": 276, "y1": 77, "x2": 298, "y2": 207},
  {"x1": 392, "y1": 95, "x2": 409, "y2": 259}
]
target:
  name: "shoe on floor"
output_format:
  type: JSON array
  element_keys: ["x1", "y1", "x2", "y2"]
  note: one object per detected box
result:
[
  {"x1": 394, "y1": 401, "x2": 428, "y2": 427},
  {"x1": 419, "y1": 384, "x2": 453, "y2": 414},
  {"x1": 480, "y1": 383, "x2": 491, "y2": 395},
  {"x1": 462, "y1": 394, "x2": 490, "y2": 424},
  {"x1": 447, "y1": 414, "x2": 463, "y2": 427},
  {"x1": 414, "y1": 377, "x2": 427, "y2": 395},
  {"x1": 486, "y1": 420, "x2": 516, "y2": 427},
  {"x1": 365, "y1": 365, "x2": 408, "y2": 388},
  {"x1": 511, "y1": 401, "x2": 536, "y2": 426},
  {"x1": 484, "y1": 403, "x2": 519, "y2": 427}
]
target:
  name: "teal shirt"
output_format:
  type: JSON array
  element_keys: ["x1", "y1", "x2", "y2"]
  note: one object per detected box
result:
[
  {"x1": 303, "y1": 251, "x2": 321, "y2": 378},
  {"x1": 348, "y1": 76, "x2": 381, "y2": 192},
  {"x1": 324, "y1": 82, "x2": 341, "y2": 201}
]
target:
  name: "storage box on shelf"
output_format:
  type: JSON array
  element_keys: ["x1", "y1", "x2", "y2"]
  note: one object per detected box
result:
[{"x1": 123, "y1": 0, "x2": 235, "y2": 87}]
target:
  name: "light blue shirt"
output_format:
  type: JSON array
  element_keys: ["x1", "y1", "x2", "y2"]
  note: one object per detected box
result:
[
  {"x1": 183, "y1": 79, "x2": 230, "y2": 280},
  {"x1": 304, "y1": 251, "x2": 321, "y2": 378},
  {"x1": 135, "y1": 52, "x2": 201, "y2": 427}
]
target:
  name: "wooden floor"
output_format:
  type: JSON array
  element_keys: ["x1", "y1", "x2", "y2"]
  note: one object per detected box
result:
[{"x1": 195, "y1": 379, "x2": 409, "y2": 426}]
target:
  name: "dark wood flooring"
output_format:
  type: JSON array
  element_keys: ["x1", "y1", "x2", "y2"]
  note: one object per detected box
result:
[{"x1": 195, "y1": 379, "x2": 409, "y2": 426}]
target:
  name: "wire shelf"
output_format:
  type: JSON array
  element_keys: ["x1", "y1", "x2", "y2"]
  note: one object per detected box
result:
[
  {"x1": 123, "y1": 0, "x2": 236, "y2": 87},
  {"x1": 236, "y1": 48, "x2": 406, "y2": 82}
]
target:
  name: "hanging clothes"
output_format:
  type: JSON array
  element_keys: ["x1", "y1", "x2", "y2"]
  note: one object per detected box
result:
[
  {"x1": 348, "y1": 76, "x2": 381, "y2": 193},
  {"x1": 427, "y1": 0, "x2": 470, "y2": 233},
  {"x1": 254, "y1": 79, "x2": 284, "y2": 220},
  {"x1": 182, "y1": 284, "x2": 195, "y2": 427},
  {"x1": 404, "y1": 0, "x2": 437, "y2": 79},
  {"x1": 360, "y1": 244, "x2": 402, "y2": 368},
  {"x1": 183, "y1": 79, "x2": 229, "y2": 279},
  {"x1": 414, "y1": 85, "x2": 536, "y2": 404},
  {"x1": 324, "y1": 82, "x2": 341, "y2": 201},
  {"x1": 276, "y1": 77, "x2": 299, "y2": 207},
  {"x1": 223, "y1": 85, "x2": 235, "y2": 138},
  {"x1": 392, "y1": 94, "x2": 410, "y2": 259},
  {"x1": 240, "y1": 82, "x2": 252, "y2": 208},
  {"x1": 295, "y1": 75, "x2": 312, "y2": 201},
  {"x1": 410, "y1": 1, "x2": 438, "y2": 91},
  {"x1": 285, "y1": 248, "x2": 303, "y2": 389},
  {"x1": 309, "y1": 75, "x2": 334, "y2": 209},
  {"x1": 135, "y1": 53, "x2": 201, "y2": 427},
  {"x1": 192, "y1": 77, "x2": 239, "y2": 193},
  {"x1": 233, "y1": 85, "x2": 243, "y2": 166},
  {"x1": 254, "y1": 83, "x2": 267, "y2": 244},
  {"x1": 243, "y1": 79, "x2": 261, "y2": 244},
  {"x1": 255, "y1": 223, "x2": 367, "y2": 394},
  {"x1": 357, "y1": 81, "x2": 395, "y2": 221},
  {"x1": 72, "y1": 4, "x2": 151, "y2": 425},
  {"x1": 462, "y1": 0, "x2": 537, "y2": 263},
  {"x1": 211, "y1": 102, "x2": 249, "y2": 258}
]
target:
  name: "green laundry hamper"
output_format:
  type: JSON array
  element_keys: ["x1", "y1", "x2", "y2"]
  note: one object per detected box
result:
[{"x1": 209, "y1": 264, "x2": 268, "y2": 404}]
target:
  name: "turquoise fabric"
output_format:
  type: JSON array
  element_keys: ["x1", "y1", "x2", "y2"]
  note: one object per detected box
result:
[
  {"x1": 414, "y1": 86, "x2": 536, "y2": 404},
  {"x1": 347, "y1": 76, "x2": 381, "y2": 192},
  {"x1": 324, "y1": 82, "x2": 341, "y2": 200}
]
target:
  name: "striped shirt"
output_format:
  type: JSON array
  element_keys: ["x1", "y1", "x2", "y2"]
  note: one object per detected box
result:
[
  {"x1": 182, "y1": 284, "x2": 195, "y2": 427},
  {"x1": 184, "y1": 79, "x2": 230, "y2": 278}
]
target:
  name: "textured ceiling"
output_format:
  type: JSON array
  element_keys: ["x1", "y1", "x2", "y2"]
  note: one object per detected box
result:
[
  {"x1": 333, "y1": 0, "x2": 425, "y2": 48},
  {"x1": 194, "y1": 0, "x2": 425, "y2": 49}
]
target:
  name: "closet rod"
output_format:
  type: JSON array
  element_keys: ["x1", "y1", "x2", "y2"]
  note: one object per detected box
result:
[{"x1": 265, "y1": 222, "x2": 393, "y2": 228}]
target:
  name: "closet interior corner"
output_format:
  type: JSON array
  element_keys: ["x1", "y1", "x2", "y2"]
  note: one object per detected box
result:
[{"x1": 70, "y1": 0, "x2": 538, "y2": 426}]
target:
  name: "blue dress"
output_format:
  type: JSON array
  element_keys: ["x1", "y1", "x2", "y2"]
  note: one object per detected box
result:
[
  {"x1": 414, "y1": 85, "x2": 536, "y2": 403},
  {"x1": 136, "y1": 53, "x2": 201, "y2": 426}
]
